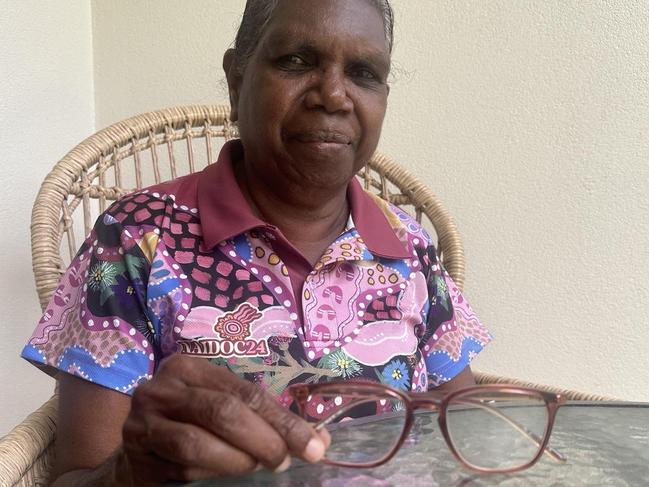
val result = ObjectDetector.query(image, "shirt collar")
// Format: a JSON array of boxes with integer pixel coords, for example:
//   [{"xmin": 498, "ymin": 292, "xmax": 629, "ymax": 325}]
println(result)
[
  {"xmin": 197, "ymin": 140, "xmax": 266, "ymax": 249},
  {"xmin": 197, "ymin": 140, "xmax": 410, "ymax": 260},
  {"xmin": 346, "ymin": 178, "xmax": 411, "ymax": 259}
]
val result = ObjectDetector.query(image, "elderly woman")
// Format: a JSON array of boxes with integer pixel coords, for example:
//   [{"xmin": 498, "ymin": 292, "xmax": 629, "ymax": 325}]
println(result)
[{"xmin": 22, "ymin": 0, "xmax": 491, "ymax": 484}]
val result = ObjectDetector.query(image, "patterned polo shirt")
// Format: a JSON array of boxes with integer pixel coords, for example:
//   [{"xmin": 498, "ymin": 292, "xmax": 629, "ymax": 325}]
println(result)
[{"xmin": 22, "ymin": 140, "xmax": 492, "ymax": 415}]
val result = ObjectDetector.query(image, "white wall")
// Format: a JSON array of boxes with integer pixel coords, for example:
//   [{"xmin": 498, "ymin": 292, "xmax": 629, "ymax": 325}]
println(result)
[
  {"xmin": 3, "ymin": 0, "xmax": 648, "ymax": 435},
  {"xmin": 91, "ymin": 0, "xmax": 649, "ymax": 401},
  {"xmin": 384, "ymin": 1, "xmax": 649, "ymax": 400},
  {"xmin": 0, "ymin": 2, "xmax": 95, "ymax": 434},
  {"xmin": 92, "ymin": 0, "xmax": 243, "ymax": 126}
]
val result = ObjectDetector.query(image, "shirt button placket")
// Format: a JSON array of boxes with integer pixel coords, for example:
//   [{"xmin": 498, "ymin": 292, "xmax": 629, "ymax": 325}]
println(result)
[{"xmin": 301, "ymin": 275, "xmax": 314, "ymax": 341}]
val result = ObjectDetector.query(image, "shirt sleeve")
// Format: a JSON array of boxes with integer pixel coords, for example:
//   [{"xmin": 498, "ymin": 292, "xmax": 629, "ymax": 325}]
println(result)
[
  {"xmin": 418, "ymin": 245, "xmax": 493, "ymax": 388},
  {"xmin": 21, "ymin": 209, "xmax": 157, "ymax": 395}
]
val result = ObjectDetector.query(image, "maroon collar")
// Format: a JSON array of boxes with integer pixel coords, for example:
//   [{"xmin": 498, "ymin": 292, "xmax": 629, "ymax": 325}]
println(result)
[
  {"xmin": 197, "ymin": 140, "xmax": 410, "ymax": 260},
  {"xmin": 197, "ymin": 141, "xmax": 267, "ymax": 249},
  {"xmin": 346, "ymin": 179, "xmax": 411, "ymax": 259}
]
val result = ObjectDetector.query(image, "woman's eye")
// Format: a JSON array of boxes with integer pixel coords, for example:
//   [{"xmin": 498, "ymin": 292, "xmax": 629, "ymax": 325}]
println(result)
[
  {"xmin": 350, "ymin": 67, "xmax": 380, "ymax": 83},
  {"xmin": 357, "ymin": 69, "xmax": 377, "ymax": 80},
  {"xmin": 289, "ymin": 55, "xmax": 307, "ymax": 65},
  {"xmin": 279, "ymin": 55, "xmax": 309, "ymax": 69}
]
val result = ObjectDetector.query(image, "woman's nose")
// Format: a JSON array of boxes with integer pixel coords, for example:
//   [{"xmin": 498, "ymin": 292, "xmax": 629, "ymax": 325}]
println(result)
[{"xmin": 305, "ymin": 67, "xmax": 353, "ymax": 113}]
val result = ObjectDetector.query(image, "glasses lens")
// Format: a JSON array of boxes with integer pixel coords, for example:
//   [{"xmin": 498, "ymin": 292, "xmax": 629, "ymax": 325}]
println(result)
[
  {"xmin": 306, "ymin": 389, "xmax": 407, "ymax": 465},
  {"xmin": 445, "ymin": 390, "xmax": 549, "ymax": 470}
]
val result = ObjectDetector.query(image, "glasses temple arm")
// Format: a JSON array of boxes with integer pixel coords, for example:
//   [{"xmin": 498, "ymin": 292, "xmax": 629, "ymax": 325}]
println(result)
[{"xmin": 455, "ymin": 399, "xmax": 566, "ymax": 463}]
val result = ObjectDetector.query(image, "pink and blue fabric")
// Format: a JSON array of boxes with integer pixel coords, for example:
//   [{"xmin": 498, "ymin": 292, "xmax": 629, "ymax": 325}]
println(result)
[{"xmin": 22, "ymin": 140, "xmax": 492, "ymax": 418}]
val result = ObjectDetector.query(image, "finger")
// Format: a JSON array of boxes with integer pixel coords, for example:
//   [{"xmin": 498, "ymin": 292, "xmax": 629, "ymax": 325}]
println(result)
[
  {"xmin": 318, "ymin": 427, "xmax": 332, "ymax": 449},
  {"xmin": 135, "ymin": 377, "xmax": 288, "ymax": 470},
  {"xmin": 170, "ymin": 387, "xmax": 291, "ymax": 471},
  {"xmin": 234, "ymin": 379, "xmax": 326, "ymax": 463},
  {"xmin": 141, "ymin": 414, "xmax": 259, "ymax": 478},
  {"xmin": 120, "ymin": 444, "xmax": 254, "ymax": 485},
  {"xmin": 169, "ymin": 356, "xmax": 327, "ymax": 463},
  {"xmin": 130, "ymin": 369, "xmax": 291, "ymax": 470}
]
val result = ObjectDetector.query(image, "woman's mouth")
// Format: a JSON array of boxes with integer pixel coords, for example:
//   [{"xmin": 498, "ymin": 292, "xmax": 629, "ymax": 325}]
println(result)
[{"xmin": 292, "ymin": 131, "xmax": 353, "ymax": 145}]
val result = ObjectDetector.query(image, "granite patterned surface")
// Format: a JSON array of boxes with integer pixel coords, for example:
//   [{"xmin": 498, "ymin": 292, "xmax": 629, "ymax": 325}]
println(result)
[{"xmin": 188, "ymin": 403, "xmax": 649, "ymax": 487}]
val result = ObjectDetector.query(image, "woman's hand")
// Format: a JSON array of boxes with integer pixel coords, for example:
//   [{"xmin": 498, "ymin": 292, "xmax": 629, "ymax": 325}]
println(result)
[{"xmin": 114, "ymin": 354, "xmax": 328, "ymax": 485}]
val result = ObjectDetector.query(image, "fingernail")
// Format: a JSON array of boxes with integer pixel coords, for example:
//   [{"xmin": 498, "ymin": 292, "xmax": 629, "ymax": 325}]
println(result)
[
  {"xmin": 304, "ymin": 437, "xmax": 325, "ymax": 463},
  {"xmin": 319, "ymin": 427, "xmax": 332, "ymax": 449},
  {"xmin": 273, "ymin": 455, "xmax": 291, "ymax": 473}
]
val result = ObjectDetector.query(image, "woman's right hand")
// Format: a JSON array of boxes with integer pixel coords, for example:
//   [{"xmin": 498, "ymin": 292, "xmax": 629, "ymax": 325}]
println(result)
[{"xmin": 114, "ymin": 354, "xmax": 329, "ymax": 485}]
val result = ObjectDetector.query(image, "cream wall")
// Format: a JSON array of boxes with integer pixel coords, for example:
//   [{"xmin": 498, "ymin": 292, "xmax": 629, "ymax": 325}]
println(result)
[
  {"xmin": 0, "ymin": 2, "xmax": 95, "ymax": 434},
  {"xmin": 2, "ymin": 0, "xmax": 648, "ymax": 435},
  {"xmin": 384, "ymin": 1, "xmax": 649, "ymax": 399},
  {"xmin": 92, "ymin": 0, "xmax": 649, "ymax": 400}
]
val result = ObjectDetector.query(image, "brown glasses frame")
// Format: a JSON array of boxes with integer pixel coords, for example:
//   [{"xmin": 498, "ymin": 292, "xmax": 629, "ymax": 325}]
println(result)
[{"xmin": 288, "ymin": 382, "xmax": 567, "ymax": 474}]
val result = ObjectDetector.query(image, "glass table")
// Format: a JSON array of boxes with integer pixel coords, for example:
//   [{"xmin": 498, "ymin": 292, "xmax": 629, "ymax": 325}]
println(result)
[{"xmin": 187, "ymin": 402, "xmax": 649, "ymax": 486}]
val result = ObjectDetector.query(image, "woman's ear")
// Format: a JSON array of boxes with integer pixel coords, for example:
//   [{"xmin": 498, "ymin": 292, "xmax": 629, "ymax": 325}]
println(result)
[{"xmin": 223, "ymin": 49, "xmax": 241, "ymax": 122}]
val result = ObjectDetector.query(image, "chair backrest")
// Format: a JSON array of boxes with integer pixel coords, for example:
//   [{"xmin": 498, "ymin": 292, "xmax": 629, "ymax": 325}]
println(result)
[{"xmin": 31, "ymin": 105, "xmax": 465, "ymax": 311}]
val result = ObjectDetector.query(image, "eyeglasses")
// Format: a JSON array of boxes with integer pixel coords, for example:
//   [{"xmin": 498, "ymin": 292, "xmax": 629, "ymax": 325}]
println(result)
[{"xmin": 288, "ymin": 382, "xmax": 567, "ymax": 474}]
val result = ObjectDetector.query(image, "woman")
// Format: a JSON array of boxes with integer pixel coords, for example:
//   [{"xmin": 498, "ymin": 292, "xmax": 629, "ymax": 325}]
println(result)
[{"xmin": 22, "ymin": 0, "xmax": 491, "ymax": 484}]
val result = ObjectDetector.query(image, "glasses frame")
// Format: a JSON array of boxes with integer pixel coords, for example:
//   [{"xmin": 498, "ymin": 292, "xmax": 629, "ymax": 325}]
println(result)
[{"xmin": 288, "ymin": 382, "xmax": 567, "ymax": 474}]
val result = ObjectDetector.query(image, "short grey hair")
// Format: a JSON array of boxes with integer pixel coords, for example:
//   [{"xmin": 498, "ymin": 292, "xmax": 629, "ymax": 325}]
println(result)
[{"xmin": 233, "ymin": 0, "xmax": 394, "ymax": 73}]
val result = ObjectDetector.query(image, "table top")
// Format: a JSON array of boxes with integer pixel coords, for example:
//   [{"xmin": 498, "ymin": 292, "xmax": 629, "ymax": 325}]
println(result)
[{"xmin": 189, "ymin": 402, "xmax": 649, "ymax": 487}]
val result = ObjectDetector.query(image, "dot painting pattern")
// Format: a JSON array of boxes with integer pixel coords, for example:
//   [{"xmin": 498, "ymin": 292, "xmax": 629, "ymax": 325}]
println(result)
[{"xmin": 22, "ymin": 143, "xmax": 492, "ymax": 408}]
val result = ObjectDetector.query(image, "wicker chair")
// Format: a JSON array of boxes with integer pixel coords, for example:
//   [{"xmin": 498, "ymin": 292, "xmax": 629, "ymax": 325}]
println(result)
[{"xmin": 0, "ymin": 105, "xmax": 613, "ymax": 486}]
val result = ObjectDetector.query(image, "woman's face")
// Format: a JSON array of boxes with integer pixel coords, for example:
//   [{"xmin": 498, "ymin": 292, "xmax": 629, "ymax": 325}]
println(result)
[{"xmin": 225, "ymin": 0, "xmax": 390, "ymax": 193}]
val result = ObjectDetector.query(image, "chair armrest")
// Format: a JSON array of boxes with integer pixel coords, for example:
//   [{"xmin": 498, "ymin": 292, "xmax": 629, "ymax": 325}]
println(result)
[
  {"xmin": 474, "ymin": 371, "xmax": 618, "ymax": 401},
  {"xmin": 0, "ymin": 393, "xmax": 58, "ymax": 487}
]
